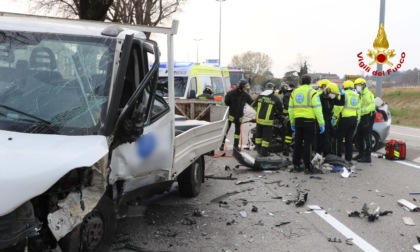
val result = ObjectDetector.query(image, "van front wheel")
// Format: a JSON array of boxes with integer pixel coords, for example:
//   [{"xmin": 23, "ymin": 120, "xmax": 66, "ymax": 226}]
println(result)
[
  {"xmin": 178, "ymin": 156, "xmax": 204, "ymax": 197},
  {"xmin": 59, "ymin": 195, "xmax": 116, "ymax": 252}
]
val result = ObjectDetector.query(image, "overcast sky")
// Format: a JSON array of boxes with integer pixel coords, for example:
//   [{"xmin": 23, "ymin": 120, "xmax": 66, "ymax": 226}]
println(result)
[{"xmin": 3, "ymin": 0, "xmax": 419, "ymax": 78}]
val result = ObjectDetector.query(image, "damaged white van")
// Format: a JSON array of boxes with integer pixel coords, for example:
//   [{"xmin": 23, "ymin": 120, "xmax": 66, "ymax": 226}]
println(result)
[{"xmin": 0, "ymin": 13, "xmax": 227, "ymax": 252}]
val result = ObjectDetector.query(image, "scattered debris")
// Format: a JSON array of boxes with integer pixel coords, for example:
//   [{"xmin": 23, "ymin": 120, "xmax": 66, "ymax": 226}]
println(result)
[
  {"xmin": 311, "ymin": 153, "xmax": 324, "ymax": 170},
  {"xmin": 397, "ymin": 199, "xmax": 420, "ymax": 212},
  {"xmin": 251, "ymin": 205, "xmax": 258, "ymax": 213},
  {"xmin": 402, "ymin": 217, "xmax": 416, "ymax": 226},
  {"xmin": 348, "ymin": 203, "xmax": 392, "ymax": 222},
  {"xmin": 341, "ymin": 167, "xmax": 351, "ymax": 178},
  {"xmin": 414, "ymin": 244, "xmax": 420, "ymax": 252},
  {"xmin": 236, "ymin": 177, "xmax": 260, "ymax": 185},
  {"xmin": 205, "ymin": 173, "xmax": 237, "ymax": 180},
  {"xmin": 307, "ymin": 205, "xmax": 322, "ymax": 211},
  {"xmin": 309, "ymin": 176, "xmax": 323, "ymax": 180},
  {"xmin": 225, "ymin": 165, "xmax": 231, "ymax": 171},
  {"xmin": 345, "ymin": 238, "xmax": 354, "ymax": 246},
  {"xmin": 268, "ymin": 212, "xmax": 274, "ymax": 216},
  {"xmin": 275, "ymin": 222, "xmax": 290, "ymax": 227},
  {"xmin": 192, "ymin": 209, "xmax": 203, "ymax": 217},
  {"xmin": 295, "ymin": 191, "xmax": 308, "ymax": 207},
  {"xmin": 255, "ymin": 220, "xmax": 264, "ymax": 226},
  {"xmin": 409, "ymin": 192, "xmax": 420, "ymax": 195},
  {"xmin": 328, "ymin": 237, "xmax": 342, "ymax": 243},
  {"xmin": 181, "ymin": 218, "xmax": 197, "ymax": 225},
  {"xmin": 239, "ymin": 210, "xmax": 247, "ymax": 218},
  {"xmin": 210, "ymin": 188, "xmax": 254, "ymax": 203},
  {"xmin": 226, "ymin": 220, "xmax": 236, "ymax": 225},
  {"xmin": 272, "ymin": 196, "xmax": 283, "ymax": 200},
  {"xmin": 264, "ymin": 179, "xmax": 282, "ymax": 184}
]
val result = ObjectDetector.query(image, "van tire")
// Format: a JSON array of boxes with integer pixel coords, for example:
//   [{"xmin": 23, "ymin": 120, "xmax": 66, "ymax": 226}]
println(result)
[
  {"xmin": 59, "ymin": 195, "xmax": 116, "ymax": 252},
  {"xmin": 178, "ymin": 156, "xmax": 204, "ymax": 197}
]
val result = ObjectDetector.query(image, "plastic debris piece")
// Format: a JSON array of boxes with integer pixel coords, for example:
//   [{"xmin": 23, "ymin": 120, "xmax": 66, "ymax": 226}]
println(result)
[
  {"xmin": 295, "ymin": 191, "xmax": 308, "ymax": 207},
  {"xmin": 409, "ymin": 192, "xmax": 420, "ymax": 195},
  {"xmin": 341, "ymin": 167, "xmax": 351, "ymax": 178},
  {"xmin": 193, "ymin": 209, "xmax": 203, "ymax": 217},
  {"xmin": 417, "ymin": 236, "xmax": 420, "ymax": 243},
  {"xmin": 397, "ymin": 199, "xmax": 420, "ymax": 212},
  {"xmin": 275, "ymin": 222, "xmax": 290, "ymax": 227},
  {"xmin": 236, "ymin": 177, "xmax": 259, "ymax": 185},
  {"xmin": 309, "ymin": 176, "xmax": 323, "ymax": 180},
  {"xmin": 251, "ymin": 205, "xmax": 258, "ymax": 213},
  {"xmin": 414, "ymin": 244, "xmax": 420, "ymax": 251},
  {"xmin": 379, "ymin": 210, "xmax": 393, "ymax": 216},
  {"xmin": 268, "ymin": 212, "xmax": 274, "ymax": 216},
  {"xmin": 239, "ymin": 210, "xmax": 247, "ymax": 218},
  {"xmin": 345, "ymin": 238, "xmax": 354, "ymax": 245},
  {"xmin": 402, "ymin": 217, "xmax": 415, "ymax": 226},
  {"xmin": 225, "ymin": 165, "xmax": 231, "ymax": 171},
  {"xmin": 307, "ymin": 205, "xmax": 322, "ymax": 210},
  {"xmin": 348, "ymin": 211, "xmax": 361, "ymax": 217}
]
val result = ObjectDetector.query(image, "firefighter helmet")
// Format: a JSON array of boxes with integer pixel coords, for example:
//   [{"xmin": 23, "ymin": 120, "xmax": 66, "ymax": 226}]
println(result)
[
  {"xmin": 265, "ymin": 82, "xmax": 275, "ymax": 90},
  {"xmin": 343, "ymin": 80, "xmax": 354, "ymax": 89},
  {"xmin": 237, "ymin": 79, "xmax": 249, "ymax": 90},
  {"xmin": 354, "ymin": 78, "xmax": 366, "ymax": 85},
  {"xmin": 318, "ymin": 79, "xmax": 330, "ymax": 88}
]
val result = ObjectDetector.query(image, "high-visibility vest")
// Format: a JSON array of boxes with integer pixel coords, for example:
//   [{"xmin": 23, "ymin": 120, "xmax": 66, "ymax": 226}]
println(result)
[
  {"xmin": 339, "ymin": 90, "xmax": 360, "ymax": 118},
  {"xmin": 288, "ymin": 85, "xmax": 324, "ymax": 125},
  {"xmin": 360, "ymin": 88, "xmax": 375, "ymax": 116}
]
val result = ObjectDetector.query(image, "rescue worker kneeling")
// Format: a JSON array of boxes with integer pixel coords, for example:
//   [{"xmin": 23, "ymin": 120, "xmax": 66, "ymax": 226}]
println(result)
[
  {"xmin": 332, "ymin": 80, "xmax": 360, "ymax": 164},
  {"xmin": 252, "ymin": 83, "xmax": 283, "ymax": 157}
]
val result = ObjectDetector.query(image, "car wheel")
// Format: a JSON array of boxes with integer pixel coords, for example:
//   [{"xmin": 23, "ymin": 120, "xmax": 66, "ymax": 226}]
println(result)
[
  {"xmin": 371, "ymin": 131, "xmax": 380, "ymax": 152},
  {"xmin": 178, "ymin": 156, "xmax": 204, "ymax": 197},
  {"xmin": 59, "ymin": 195, "xmax": 116, "ymax": 252}
]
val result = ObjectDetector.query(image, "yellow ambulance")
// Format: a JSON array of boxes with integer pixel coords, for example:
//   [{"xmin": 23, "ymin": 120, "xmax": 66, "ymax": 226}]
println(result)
[{"xmin": 157, "ymin": 62, "xmax": 225, "ymax": 100}]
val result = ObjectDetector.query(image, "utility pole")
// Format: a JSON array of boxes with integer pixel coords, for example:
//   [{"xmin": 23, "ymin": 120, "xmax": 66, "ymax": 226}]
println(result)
[
  {"xmin": 376, "ymin": 0, "xmax": 386, "ymax": 97},
  {"xmin": 193, "ymin": 39, "xmax": 202, "ymax": 63},
  {"xmin": 216, "ymin": 0, "xmax": 226, "ymax": 66}
]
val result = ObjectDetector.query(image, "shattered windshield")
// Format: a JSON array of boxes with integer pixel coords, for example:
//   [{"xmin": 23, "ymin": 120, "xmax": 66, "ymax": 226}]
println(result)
[
  {"xmin": 157, "ymin": 77, "xmax": 188, "ymax": 98},
  {"xmin": 0, "ymin": 31, "xmax": 115, "ymax": 135}
]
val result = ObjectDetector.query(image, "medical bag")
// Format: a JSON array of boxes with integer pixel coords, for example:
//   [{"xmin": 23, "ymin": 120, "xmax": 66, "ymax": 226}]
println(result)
[{"xmin": 385, "ymin": 139, "xmax": 406, "ymax": 160}]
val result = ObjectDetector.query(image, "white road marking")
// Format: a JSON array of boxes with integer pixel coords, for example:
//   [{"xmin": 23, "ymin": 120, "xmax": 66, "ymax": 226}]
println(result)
[
  {"xmin": 395, "ymin": 160, "xmax": 420, "ymax": 169},
  {"xmin": 390, "ymin": 132, "xmax": 420, "ymax": 138},
  {"xmin": 310, "ymin": 206, "xmax": 379, "ymax": 252}
]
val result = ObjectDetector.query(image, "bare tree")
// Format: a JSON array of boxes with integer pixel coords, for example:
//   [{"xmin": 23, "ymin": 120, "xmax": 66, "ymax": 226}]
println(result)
[
  {"xmin": 31, "ymin": 0, "xmax": 185, "ymax": 37},
  {"xmin": 108, "ymin": 0, "xmax": 186, "ymax": 38},
  {"xmin": 230, "ymin": 51, "xmax": 273, "ymax": 86}
]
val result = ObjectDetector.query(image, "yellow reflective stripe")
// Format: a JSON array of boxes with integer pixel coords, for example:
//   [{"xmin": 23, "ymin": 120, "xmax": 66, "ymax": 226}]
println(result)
[
  {"xmin": 229, "ymin": 115, "xmax": 234, "ymax": 121},
  {"xmin": 255, "ymin": 138, "xmax": 262, "ymax": 144},
  {"xmin": 262, "ymin": 141, "xmax": 269, "ymax": 147},
  {"xmin": 265, "ymin": 104, "xmax": 273, "ymax": 121},
  {"xmin": 285, "ymin": 136, "xmax": 292, "ymax": 143},
  {"xmin": 312, "ymin": 104, "xmax": 322, "ymax": 108},
  {"xmin": 394, "ymin": 150, "xmax": 400, "ymax": 157},
  {"xmin": 234, "ymin": 134, "xmax": 240, "ymax": 139},
  {"xmin": 256, "ymin": 118, "xmax": 274, "ymax": 125}
]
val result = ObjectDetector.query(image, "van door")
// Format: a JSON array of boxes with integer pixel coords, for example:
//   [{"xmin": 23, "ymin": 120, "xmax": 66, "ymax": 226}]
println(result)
[{"xmin": 109, "ymin": 39, "xmax": 172, "ymax": 193}]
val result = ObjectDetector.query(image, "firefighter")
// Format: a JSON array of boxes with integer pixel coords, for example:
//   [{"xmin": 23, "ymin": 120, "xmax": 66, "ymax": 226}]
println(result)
[
  {"xmin": 198, "ymin": 84, "xmax": 214, "ymax": 100},
  {"xmin": 315, "ymin": 82, "xmax": 338, "ymax": 156},
  {"xmin": 288, "ymin": 74, "xmax": 325, "ymax": 174},
  {"xmin": 279, "ymin": 84, "xmax": 294, "ymax": 156},
  {"xmin": 251, "ymin": 82, "xmax": 283, "ymax": 157},
  {"xmin": 332, "ymin": 80, "xmax": 360, "ymax": 164},
  {"xmin": 221, "ymin": 79, "xmax": 253, "ymax": 151},
  {"xmin": 353, "ymin": 78, "xmax": 375, "ymax": 163}
]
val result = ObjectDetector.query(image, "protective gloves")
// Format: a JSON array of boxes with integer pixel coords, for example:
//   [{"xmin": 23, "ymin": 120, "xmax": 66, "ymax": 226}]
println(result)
[
  {"xmin": 337, "ymin": 85, "xmax": 345, "ymax": 95},
  {"xmin": 320, "ymin": 125, "xmax": 325, "ymax": 134},
  {"xmin": 291, "ymin": 125, "xmax": 296, "ymax": 132}
]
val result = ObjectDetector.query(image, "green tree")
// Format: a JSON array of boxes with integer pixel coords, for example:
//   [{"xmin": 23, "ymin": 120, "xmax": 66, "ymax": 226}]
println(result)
[
  {"xmin": 230, "ymin": 51, "xmax": 273, "ymax": 86},
  {"xmin": 288, "ymin": 54, "xmax": 310, "ymax": 84}
]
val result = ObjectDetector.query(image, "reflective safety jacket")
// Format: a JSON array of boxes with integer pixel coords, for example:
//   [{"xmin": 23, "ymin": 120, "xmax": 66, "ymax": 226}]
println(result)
[
  {"xmin": 252, "ymin": 90, "xmax": 283, "ymax": 126},
  {"xmin": 224, "ymin": 88, "xmax": 254, "ymax": 120},
  {"xmin": 359, "ymin": 87, "xmax": 375, "ymax": 116},
  {"xmin": 288, "ymin": 84, "xmax": 324, "ymax": 126},
  {"xmin": 333, "ymin": 89, "xmax": 360, "ymax": 120}
]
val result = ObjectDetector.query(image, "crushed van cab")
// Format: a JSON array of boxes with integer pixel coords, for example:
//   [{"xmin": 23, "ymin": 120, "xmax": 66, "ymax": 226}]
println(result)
[{"xmin": 0, "ymin": 13, "xmax": 227, "ymax": 252}]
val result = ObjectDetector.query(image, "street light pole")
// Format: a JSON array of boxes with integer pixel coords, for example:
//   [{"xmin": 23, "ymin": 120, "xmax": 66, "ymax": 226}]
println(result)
[
  {"xmin": 216, "ymin": 0, "xmax": 226, "ymax": 66},
  {"xmin": 376, "ymin": 0, "xmax": 386, "ymax": 97},
  {"xmin": 193, "ymin": 38, "xmax": 202, "ymax": 63}
]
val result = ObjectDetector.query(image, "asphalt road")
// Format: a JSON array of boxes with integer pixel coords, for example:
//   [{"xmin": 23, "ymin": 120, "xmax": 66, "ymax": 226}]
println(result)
[{"xmin": 112, "ymin": 124, "xmax": 420, "ymax": 252}]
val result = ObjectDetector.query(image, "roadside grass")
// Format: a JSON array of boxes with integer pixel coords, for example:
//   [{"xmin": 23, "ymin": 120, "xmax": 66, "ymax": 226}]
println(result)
[{"xmin": 381, "ymin": 87, "xmax": 420, "ymax": 128}]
